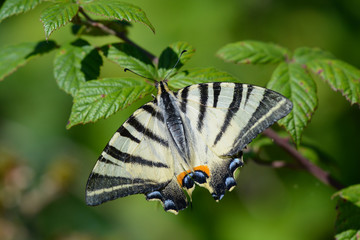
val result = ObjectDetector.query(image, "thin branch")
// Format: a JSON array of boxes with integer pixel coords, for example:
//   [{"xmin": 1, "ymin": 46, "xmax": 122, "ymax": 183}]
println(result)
[
  {"xmin": 251, "ymin": 157, "xmax": 304, "ymax": 169},
  {"xmin": 262, "ymin": 128, "xmax": 344, "ymax": 190},
  {"xmin": 78, "ymin": 8, "xmax": 158, "ymax": 64}
]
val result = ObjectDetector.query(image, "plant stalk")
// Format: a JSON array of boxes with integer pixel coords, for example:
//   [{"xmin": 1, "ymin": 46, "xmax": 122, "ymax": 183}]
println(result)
[
  {"xmin": 78, "ymin": 8, "xmax": 158, "ymax": 64},
  {"xmin": 263, "ymin": 128, "xmax": 344, "ymax": 190}
]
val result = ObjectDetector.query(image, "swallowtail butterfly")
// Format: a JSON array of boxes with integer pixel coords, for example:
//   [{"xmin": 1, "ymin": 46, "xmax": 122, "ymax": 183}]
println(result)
[{"xmin": 85, "ymin": 60, "xmax": 293, "ymax": 214}]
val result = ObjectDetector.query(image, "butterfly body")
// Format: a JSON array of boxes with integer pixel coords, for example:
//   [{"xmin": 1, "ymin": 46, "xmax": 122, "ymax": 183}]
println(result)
[
  {"xmin": 158, "ymin": 81, "xmax": 190, "ymax": 162},
  {"xmin": 86, "ymin": 80, "xmax": 293, "ymax": 214}
]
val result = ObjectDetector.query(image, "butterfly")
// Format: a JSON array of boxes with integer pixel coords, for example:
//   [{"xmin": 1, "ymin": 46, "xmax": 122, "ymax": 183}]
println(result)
[{"xmin": 85, "ymin": 74, "xmax": 293, "ymax": 214}]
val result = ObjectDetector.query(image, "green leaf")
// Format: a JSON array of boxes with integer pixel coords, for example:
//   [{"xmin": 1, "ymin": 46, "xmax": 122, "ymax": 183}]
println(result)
[
  {"xmin": 217, "ymin": 41, "xmax": 290, "ymax": 65},
  {"xmin": 334, "ymin": 184, "xmax": 360, "ymax": 208},
  {"xmin": 293, "ymin": 47, "xmax": 335, "ymax": 64},
  {"xmin": 308, "ymin": 59, "xmax": 360, "ymax": 105},
  {"xmin": 54, "ymin": 39, "xmax": 103, "ymax": 96},
  {"xmin": 335, "ymin": 229, "xmax": 360, "ymax": 240},
  {"xmin": 0, "ymin": 0, "xmax": 43, "ymax": 22},
  {"xmin": 267, "ymin": 62, "xmax": 318, "ymax": 146},
  {"xmin": 67, "ymin": 78, "xmax": 155, "ymax": 128},
  {"xmin": 168, "ymin": 67, "xmax": 238, "ymax": 90},
  {"xmin": 80, "ymin": 0, "xmax": 155, "ymax": 33},
  {"xmin": 157, "ymin": 41, "xmax": 196, "ymax": 79},
  {"xmin": 102, "ymin": 43, "xmax": 157, "ymax": 79},
  {"xmin": 0, "ymin": 41, "xmax": 57, "ymax": 81},
  {"xmin": 40, "ymin": 2, "xmax": 79, "ymax": 39},
  {"xmin": 333, "ymin": 184, "xmax": 360, "ymax": 240}
]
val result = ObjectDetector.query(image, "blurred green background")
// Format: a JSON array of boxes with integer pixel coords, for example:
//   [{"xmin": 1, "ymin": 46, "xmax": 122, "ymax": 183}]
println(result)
[{"xmin": 1, "ymin": 0, "xmax": 360, "ymax": 239}]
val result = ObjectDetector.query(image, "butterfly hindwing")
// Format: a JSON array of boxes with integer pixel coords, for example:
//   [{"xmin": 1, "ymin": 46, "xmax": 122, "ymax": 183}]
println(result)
[{"xmin": 86, "ymin": 101, "xmax": 188, "ymax": 211}]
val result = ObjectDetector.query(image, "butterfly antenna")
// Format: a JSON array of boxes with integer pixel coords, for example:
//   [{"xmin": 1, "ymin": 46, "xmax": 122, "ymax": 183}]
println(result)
[
  {"xmin": 124, "ymin": 68, "xmax": 157, "ymax": 83},
  {"xmin": 164, "ymin": 50, "xmax": 187, "ymax": 80}
]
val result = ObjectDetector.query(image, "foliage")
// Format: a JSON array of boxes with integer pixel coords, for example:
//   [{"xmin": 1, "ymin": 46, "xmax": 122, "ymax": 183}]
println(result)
[
  {"xmin": 0, "ymin": 0, "xmax": 359, "ymax": 240},
  {"xmin": 217, "ymin": 41, "xmax": 360, "ymax": 146},
  {"xmin": 0, "ymin": 0, "xmax": 43, "ymax": 22},
  {"xmin": 333, "ymin": 185, "xmax": 360, "ymax": 240},
  {"xmin": 68, "ymin": 77, "xmax": 155, "ymax": 128},
  {"xmin": 0, "ymin": 40, "xmax": 57, "ymax": 80},
  {"xmin": 54, "ymin": 39, "xmax": 103, "ymax": 96}
]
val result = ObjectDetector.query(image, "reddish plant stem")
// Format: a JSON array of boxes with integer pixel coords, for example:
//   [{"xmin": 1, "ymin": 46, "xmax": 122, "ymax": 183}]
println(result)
[
  {"xmin": 263, "ymin": 128, "xmax": 344, "ymax": 190},
  {"xmin": 252, "ymin": 157, "xmax": 304, "ymax": 169},
  {"xmin": 78, "ymin": 8, "xmax": 158, "ymax": 64}
]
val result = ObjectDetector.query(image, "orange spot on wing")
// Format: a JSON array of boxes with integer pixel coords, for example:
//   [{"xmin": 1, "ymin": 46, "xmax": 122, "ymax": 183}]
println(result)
[
  {"xmin": 177, "ymin": 170, "xmax": 191, "ymax": 186},
  {"xmin": 176, "ymin": 165, "xmax": 210, "ymax": 186},
  {"xmin": 193, "ymin": 165, "xmax": 210, "ymax": 177}
]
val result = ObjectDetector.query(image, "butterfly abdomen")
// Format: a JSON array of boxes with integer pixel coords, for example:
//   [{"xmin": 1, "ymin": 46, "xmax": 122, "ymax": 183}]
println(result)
[
  {"xmin": 158, "ymin": 81, "xmax": 191, "ymax": 161},
  {"xmin": 166, "ymin": 116, "xmax": 187, "ymax": 152}
]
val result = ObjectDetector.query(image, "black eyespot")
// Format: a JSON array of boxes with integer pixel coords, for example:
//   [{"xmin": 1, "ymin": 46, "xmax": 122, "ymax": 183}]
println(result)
[
  {"xmin": 146, "ymin": 191, "xmax": 163, "ymax": 201},
  {"xmin": 229, "ymin": 158, "xmax": 243, "ymax": 173},
  {"xmin": 192, "ymin": 171, "xmax": 208, "ymax": 184},
  {"xmin": 183, "ymin": 174, "xmax": 195, "ymax": 189},
  {"xmin": 225, "ymin": 177, "xmax": 237, "ymax": 190},
  {"xmin": 164, "ymin": 199, "xmax": 176, "ymax": 211}
]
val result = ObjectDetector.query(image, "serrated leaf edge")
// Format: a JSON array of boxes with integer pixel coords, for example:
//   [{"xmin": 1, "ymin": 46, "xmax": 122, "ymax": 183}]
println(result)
[
  {"xmin": 216, "ymin": 40, "xmax": 290, "ymax": 65},
  {"xmin": 308, "ymin": 59, "xmax": 360, "ymax": 106},
  {"xmin": 269, "ymin": 63, "xmax": 318, "ymax": 146},
  {"xmin": 0, "ymin": 0, "xmax": 43, "ymax": 23},
  {"xmin": 67, "ymin": 80, "xmax": 155, "ymax": 129},
  {"xmin": 79, "ymin": 2, "xmax": 155, "ymax": 33},
  {"xmin": 40, "ymin": 3, "xmax": 79, "ymax": 39}
]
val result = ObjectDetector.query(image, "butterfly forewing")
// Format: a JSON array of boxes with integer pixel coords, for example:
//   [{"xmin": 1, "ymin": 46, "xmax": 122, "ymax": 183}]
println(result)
[
  {"xmin": 176, "ymin": 82, "xmax": 292, "ymax": 157},
  {"xmin": 86, "ymin": 102, "xmax": 174, "ymax": 206},
  {"xmin": 174, "ymin": 82, "xmax": 292, "ymax": 198}
]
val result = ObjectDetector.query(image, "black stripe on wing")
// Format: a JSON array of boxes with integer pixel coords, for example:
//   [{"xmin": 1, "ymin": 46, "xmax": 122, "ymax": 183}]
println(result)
[
  {"xmin": 214, "ymin": 84, "xmax": 243, "ymax": 145},
  {"xmin": 104, "ymin": 144, "xmax": 170, "ymax": 168},
  {"xmin": 179, "ymin": 86, "xmax": 189, "ymax": 114},
  {"xmin": 141, "ymin": 104, "xmax": 165, "ymax": 122},
  {"xmin": 127, "ymin": 115, "xmax": 169, "ymax": 147},
  {"xmin": 197, "ymin": 84, "xmax": 209, "ymax": 131},
  {"xmin": 245, "ymin": 85, "xmax": 254, "ymax": 105},
  {"xmin": 117, "ymin": 126, "xmax": 141, "ymax": 144},
  {"xmin": 86, "ymin": 173, "xmax": 169, "ymax": 205},
  {"xmin": 98, "ymin": 155, "xmax": 121, "ymax": 166},
  {"xmin": 227, "ymin": 89, "xmax": 292, "ymax": 156},
  {"xmin": 88, "ymin": 173, "xmax": 149, "ymax": 191},
  {"xmin": 213, "ymin": 82, "xmax": 222, "ymax": 108}
]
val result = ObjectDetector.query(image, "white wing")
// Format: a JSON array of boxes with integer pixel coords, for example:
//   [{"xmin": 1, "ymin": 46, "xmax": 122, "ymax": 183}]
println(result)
[
  {"xmin": 86, "ymin": 101, "xmax": 188, "ymax": 213},
  {"xmin": 175, "ymin": 82, "xmax": 292, "ymax": 199}
]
